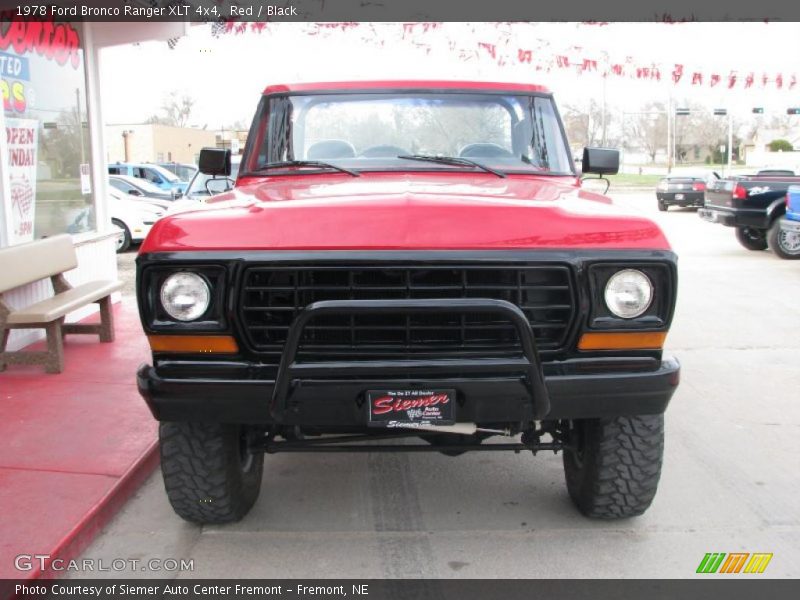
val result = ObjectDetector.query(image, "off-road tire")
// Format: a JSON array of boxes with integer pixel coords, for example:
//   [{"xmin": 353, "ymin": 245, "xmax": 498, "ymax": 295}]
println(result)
[
  {"xmin": 563, "ymin": 414, "xmax": 664, "ymax": 519},
  {"xmin": 767, "ymin": 219, "xmax": 800, "ymax": 259},
  {"xmin": 734, "ymin": 226, "xmax": 768, "ymax": 251},
  {"xmin": 159, "ymin": 422, "xmax": 263, "ymax": 524},
  {"xmin": 657, "ymin": 200, "xmax": 667, "ymax": 212}
]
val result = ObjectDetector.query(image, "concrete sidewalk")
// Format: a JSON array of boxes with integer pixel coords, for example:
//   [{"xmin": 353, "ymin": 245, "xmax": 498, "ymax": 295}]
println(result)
[
  {"xmin": 0, "ymin": 299, "xmax": 157, "ymax": 580},
  {"xmin": 70, "ymin": 194, "xmax": 800, "ymax": 579}
]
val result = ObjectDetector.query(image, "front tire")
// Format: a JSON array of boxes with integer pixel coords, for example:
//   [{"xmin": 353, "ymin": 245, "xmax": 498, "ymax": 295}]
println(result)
[
  {"xmin": 159, "ymin": 422, "xmax": 264, "ymax": 524},
  {"xmin": 657, "ymin": 200, "xmax": 667, "ymax": 212},
  {"xmin": 563, "ymin": 414, "xmax": 664, "ymax": 519},
  {"xmin": 112, "ymin": 219, "xmax": 131, "ymax": 253},
  {"xmin": 767, "ymin": 219, "xmax": 800, "ymax": 259},
  {"xmin": 735, "ymin": 226, "xmax": 768, "ymax": 251}
]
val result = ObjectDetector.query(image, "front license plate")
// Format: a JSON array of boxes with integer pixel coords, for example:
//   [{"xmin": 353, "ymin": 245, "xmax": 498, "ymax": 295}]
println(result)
[
  {"xmin": 367, "ymin": 389, "xmax": 455, "ymax": 427},
  {"xmin": 675, "ymin": 193, "xmax": 685, "ymax": 200}
]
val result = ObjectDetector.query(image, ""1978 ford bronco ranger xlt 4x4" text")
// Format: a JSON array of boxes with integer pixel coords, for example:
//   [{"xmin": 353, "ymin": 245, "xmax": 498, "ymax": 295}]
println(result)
[{"xmin": 136, "ymin": 81, "xmax": 680, "ymax": 524}]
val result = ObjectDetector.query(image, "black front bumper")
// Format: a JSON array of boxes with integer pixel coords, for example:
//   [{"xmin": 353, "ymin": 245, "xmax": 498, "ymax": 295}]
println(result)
[
  {"xmin": 138, "ymin": 296, "xmax": 680, "ymax": 427},
  {"xmin": 137, "ymin": 355, "xmax": 680, "ymax": 425},
  {"xmin": 699, "ymin": 206, "xmax": 770, "ymax": 229}
]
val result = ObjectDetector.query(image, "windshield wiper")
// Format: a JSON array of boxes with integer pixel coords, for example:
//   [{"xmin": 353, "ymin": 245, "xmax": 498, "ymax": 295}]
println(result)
[
  {"xmin": 519, "ymin": 154, "xmax": 558, "ymax": 174},
  {"xmin": 254, "ymin": 160, "xmax": 360, "ymax": 177},
  {"xmin": 396, "ymin": 154, "xmax": 506, "ymax": 178}
]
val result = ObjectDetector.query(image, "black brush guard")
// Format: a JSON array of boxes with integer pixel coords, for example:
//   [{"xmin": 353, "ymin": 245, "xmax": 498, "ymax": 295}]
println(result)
[{"xmin": 270, "ymin": 298, "xmax": 550, "ymax": 422}]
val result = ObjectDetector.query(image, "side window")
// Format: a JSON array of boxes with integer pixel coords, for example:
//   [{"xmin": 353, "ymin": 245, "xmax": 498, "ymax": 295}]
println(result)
[
  {"xmin": 144, "ymin": 168, "xmax": 163, "ymax": 184},
  {"xmin": 108, "ymin": 166, "xmax": 121, "ymax": 175},
  {"xmin": 116, "ymin": 180, "xmax": 133, "ymax": 193},
  {"xmin": 133, "ymin": 167, "xmax": 146, "ymax": 179}
]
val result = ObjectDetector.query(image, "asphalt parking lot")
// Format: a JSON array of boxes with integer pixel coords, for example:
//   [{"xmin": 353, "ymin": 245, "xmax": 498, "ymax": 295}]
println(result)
[{"xmin": 96, "ymin": 191, "xmax": 800, "ymax": 579}]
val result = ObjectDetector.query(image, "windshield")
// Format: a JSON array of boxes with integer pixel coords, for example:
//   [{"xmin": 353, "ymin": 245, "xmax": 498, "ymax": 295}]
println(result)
[
  {"xmin": 151, "ymin": 165, "xmax": 180, "ymax": 183},
  {"xmin": 175, "ymin": 165, "xmax": 198, "ymax": 181},
  {"xmin": 242, "ymin": 92, "xmax": 574, "ymax": 176}
]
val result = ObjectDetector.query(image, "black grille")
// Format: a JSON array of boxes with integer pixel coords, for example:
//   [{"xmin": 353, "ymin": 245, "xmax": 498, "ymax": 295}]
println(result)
[{"xmin": 239, "ymin": 264, "xmax": 576, "ymax": 362}]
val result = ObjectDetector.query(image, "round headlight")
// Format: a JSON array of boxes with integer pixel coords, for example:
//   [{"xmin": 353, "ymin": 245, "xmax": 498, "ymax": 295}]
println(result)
[
  {"xmin": 160, "ymin": 272, "xmax": 211, "ymax": 321},
  {"xmin": 604, "ymin": 269, "xmax": 653, "ymax": 319}
]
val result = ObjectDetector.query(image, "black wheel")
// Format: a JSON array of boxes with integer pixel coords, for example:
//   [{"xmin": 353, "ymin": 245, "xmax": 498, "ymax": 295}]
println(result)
[
  {"xmin": 734, "ymin": 226, "xmax": 768, "ymax": 251},
  {"xmin": 657, "ymin": 200, "xmax": 667, "ymax": 212},
  {"xmin": 159, "ymin": 422, "xmax": 264, "ymax": 524},
  {"xmin": 767, "ymin": 219, "xmax": 800, "ymax": 259},
  {"xmin": 112, "ymin": 219, "xmax": 131, "ymax": 253},
  {"xmin": 563, "ymin": 414, "xmax": 664, "ymax": 519}
]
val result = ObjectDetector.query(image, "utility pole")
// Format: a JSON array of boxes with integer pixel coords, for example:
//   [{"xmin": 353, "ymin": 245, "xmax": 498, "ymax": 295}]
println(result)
[
  {"xmin": 601, "ymin": 75, "xmax": 607, "ymax": 146},
  {"xmin": 666, "ymin": 96, "xmax": 672, "ymax": 173},
  {"xmin": 76, "ymin": 87, "xmax": 85, "ymax": 163},
  {"xmin": 727, "ymin": 112, "xmax": 733, "ymax": 176},
  {"xmin": 672, "ymin": 102, "xmax": 677, "ymax": 170}
]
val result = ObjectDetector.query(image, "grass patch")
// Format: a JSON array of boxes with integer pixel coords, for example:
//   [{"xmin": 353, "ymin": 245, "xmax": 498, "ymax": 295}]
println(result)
[{"xmin": 604, "ymin": 173, "xmax": 663, "ymax": 188}]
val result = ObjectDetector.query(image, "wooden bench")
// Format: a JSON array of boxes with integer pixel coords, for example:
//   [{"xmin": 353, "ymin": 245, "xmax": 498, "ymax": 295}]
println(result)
[{"xmin": 0, "ymin": 235, "xmax": 123, "ymax": 374}]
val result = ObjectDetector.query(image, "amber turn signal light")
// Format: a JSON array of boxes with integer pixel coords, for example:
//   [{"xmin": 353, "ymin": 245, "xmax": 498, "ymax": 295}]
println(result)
[
  {"xmin": 147, "ymin": 335, "xmax": 239, "ymax": 354},
  {"xmin": 578, "ymin": 331, "xmax": 667, "ymax": 351}
]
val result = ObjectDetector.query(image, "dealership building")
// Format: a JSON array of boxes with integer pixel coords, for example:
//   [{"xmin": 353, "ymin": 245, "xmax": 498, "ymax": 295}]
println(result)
[{"xmin": 0, "ymin": 20, "xmax": 187, "ymax": 350}]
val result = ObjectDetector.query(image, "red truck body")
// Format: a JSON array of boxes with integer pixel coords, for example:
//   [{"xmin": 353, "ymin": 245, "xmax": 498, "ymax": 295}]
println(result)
[
  {"xmin": 136, "ymin": 81, "xmax": 680, "ymax": 524},
  {"xmin": 142, "ymin": 171, "xmax": 669, "ymax": 253}
]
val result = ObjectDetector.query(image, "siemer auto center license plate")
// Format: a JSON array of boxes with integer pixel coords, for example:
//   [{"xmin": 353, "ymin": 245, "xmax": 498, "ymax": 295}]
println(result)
[{"xmin": 367, "ymin": 389, "xmax": 455, "ymax": 427}]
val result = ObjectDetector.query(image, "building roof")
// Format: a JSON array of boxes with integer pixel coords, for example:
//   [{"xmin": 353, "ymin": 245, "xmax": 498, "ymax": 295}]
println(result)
[{"xmin": 262, "ymin": 80, "xmax": 551, "ymax": 95}]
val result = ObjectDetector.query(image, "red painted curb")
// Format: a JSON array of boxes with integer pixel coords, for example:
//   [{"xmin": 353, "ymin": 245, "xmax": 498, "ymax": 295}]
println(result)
[
  {"xmin": 30, "ymin": 443, "xmax": 160, "ymax": 582},
  {"xmin": 1, "ymin": 443, "xmax": 159, "ymax": 600}
]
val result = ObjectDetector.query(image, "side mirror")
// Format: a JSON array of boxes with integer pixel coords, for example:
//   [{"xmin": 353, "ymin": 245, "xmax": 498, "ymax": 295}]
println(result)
[
  {"xmin": 128, "ymin": 189, "xmax": 142, "ymax": 196},
  {"xmin": 581, "ymin": 147, "xmax": 620, "ymax": 176},
  {"xmin": 199, "ymin": 147, "xmax": 231, "ymax": 177}
]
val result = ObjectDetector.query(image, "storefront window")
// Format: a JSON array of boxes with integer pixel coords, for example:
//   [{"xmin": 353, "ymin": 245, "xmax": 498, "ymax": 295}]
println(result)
[{"xmin": 1, "ymin": 18, "xmax": 94, "ymax": 244}]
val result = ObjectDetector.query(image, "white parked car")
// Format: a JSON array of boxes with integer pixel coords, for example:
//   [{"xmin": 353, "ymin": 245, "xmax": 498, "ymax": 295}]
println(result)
[{"xmin": 109, "ymin": 187, "xmax": 167, "ymax": 252}]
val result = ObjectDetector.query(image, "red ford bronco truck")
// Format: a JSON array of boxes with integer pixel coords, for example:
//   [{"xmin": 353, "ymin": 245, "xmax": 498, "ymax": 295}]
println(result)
[{"xmin": 136, "ymin": 81, "xmax": 680, "ymax": 524}]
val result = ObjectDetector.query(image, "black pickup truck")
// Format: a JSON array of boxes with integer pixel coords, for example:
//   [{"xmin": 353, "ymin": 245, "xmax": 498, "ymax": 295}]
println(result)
[{"xmin": 699, "ymin": 171, "xmax": 800, "ymax": 259}]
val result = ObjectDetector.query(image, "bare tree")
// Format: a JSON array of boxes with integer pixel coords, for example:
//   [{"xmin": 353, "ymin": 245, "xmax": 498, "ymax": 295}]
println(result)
[
  {"xmin": 562, "ymin": 99, "xmax": 615, "ymax": 149},
  {"xmin": 146, "ymin": 91, "xmax": 195, "ymax": 127},
  {"xmin": 691, "ymin": 110, "xmax": 730, "ymax": 161},
  {"xmin": 625, "ymin": 102, "xmax": 667, "ymax": 163}
]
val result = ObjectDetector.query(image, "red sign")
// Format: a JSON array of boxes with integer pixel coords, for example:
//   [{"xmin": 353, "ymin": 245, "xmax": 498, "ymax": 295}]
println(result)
[{"xmin": 0, "ymin": 15, "xmax": 81, "ymax": 69}]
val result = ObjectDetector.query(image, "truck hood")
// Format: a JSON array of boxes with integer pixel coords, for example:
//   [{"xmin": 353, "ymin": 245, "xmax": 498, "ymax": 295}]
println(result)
[{"xmin": 140, "ymin": 173, "xmax": 670, "ymax": 253}]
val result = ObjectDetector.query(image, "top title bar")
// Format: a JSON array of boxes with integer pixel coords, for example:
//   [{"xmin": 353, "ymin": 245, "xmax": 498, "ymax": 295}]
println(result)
[{"xmin": 1, "ymin": 0, "xmax": 799, "ymax": 22}]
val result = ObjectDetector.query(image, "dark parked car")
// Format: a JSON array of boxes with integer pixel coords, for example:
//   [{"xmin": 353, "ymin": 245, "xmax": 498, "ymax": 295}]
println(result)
[
  {"xmin": 699, "ymin": 172, "xmax": 800, "ymax": 258},
  {"xmin": 109, "ymin": 175, "xmax": 178, "ymax": 202},
  {"xmin": 656, "ymin": 173, "xmax": 718, "ymax": 211},
  {"xmin": 756, "ymin": 169, "xmax": 795, "ymax": 177}
]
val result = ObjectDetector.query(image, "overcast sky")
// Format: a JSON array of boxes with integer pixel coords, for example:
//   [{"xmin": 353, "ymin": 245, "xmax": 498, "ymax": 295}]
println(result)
[{"xmin": 99, "ymin": 22, "xmax": 800, "ymax": 129}]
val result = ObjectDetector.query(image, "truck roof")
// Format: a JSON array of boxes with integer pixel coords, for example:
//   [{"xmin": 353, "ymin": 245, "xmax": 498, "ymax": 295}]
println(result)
[{"xmin": 262, "ymin": 80, "xmax": 551, "ymax": 95}]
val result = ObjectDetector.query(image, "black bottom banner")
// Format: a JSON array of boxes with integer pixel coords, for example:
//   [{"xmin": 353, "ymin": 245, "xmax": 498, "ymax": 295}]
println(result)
[{"xmin": 2, "ymin": 579, "xmax": 799, "ymax": 600}]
